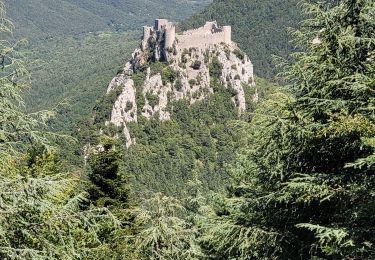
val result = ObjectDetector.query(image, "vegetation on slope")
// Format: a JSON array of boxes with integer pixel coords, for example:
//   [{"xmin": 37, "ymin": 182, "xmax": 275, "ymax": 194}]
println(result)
[
  {"xmin": 2, "ymin": 0, "xmax": 374, "ymax": 259},
  {"xmin": 198, "ymin": 1, "xmax": 375, "ymax": 258},
  {"xmin": 0, "ymin": 3, "xmax": 117, "ymax": 257},
  {"xmin": 5, "ymin": 0, "xmax": 212, "ymax": 40},
  {"xmin": 86, "ymin": 0, "xmax": 375, "ymax": 258},
  {"xmin": 181, "ymin": 0, "xmax": 303, "ymax": 79},
  {"xmin": 24, "ymin": 32, "xmax": 138, "ymax": 131}
]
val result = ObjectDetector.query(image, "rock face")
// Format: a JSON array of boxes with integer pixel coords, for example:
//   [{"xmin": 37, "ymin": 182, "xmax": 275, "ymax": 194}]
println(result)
[{"xmin": 106, "ymin": 19, "xmax": 256, "ymax": 147}]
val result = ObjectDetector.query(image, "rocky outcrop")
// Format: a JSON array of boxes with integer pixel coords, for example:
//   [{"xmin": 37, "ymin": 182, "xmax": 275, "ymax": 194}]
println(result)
[{"xmin": 106, "ymin": 21, "xmax": 256, "ymax": 147}]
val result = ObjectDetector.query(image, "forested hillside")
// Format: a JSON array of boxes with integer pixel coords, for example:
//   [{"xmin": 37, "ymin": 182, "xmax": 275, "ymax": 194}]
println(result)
[
  {"xmin": 24, "ymin": 32, "xmax": 138, "ymax": 131},
  {"xmin": 84, "ymin": 0, "xmax": 375, "ymax": 258},
  {"xmin": 5, "ymin": 0, "xmax": 211, "ymax": 39},
  {"xmin": 1, "ymin": 0, "xmax": 374, "ymax": 259},
  {"xmin": 6, "ymin": 0, "xmax": 211, "ymax": 132},
  {"xmin": 181, "ymin": 0, "xmax": 303, "ymax": 78}
]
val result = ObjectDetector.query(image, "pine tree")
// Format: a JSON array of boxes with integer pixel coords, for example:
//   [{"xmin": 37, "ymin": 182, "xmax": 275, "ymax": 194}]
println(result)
[
  {"xmin": 0, "ymin": 2, "xmax": 118, "ymax": 258},
  {"xmin": 201, "ymin": 0, "xmax": 375, "ymax": 258},
  {"xmin": 132, "ymin": 193, "xmax": 199, "ymax": 260}
]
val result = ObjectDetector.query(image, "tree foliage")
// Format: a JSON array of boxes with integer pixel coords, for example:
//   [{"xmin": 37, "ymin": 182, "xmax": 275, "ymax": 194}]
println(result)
[
  {"xmin": 200, "ymin": 0, "xmax": 375, "ymax": 258},
  {"xmin": 0, "ymin": 3, "xmax": 117, "ymax": 258}
]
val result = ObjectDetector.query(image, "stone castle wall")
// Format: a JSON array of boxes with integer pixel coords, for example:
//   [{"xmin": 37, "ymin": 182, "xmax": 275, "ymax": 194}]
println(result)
[
  {"xmin": 164, "ymin": 23, "xmax": 175, "ymax": 49},
  {"xmin": 175, "ymin": 21, "xmax": 231, "ymax": 50},
  {"xmin": 176, "ymin": 31, "xmax": 227, "ymax": 50},
  {"xmin": 141, "ymin": 19, "xmax": 232, "ymax": 51}
]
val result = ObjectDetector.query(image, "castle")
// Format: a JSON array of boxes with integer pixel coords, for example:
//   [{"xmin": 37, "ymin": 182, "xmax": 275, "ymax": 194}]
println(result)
[{"xmin": 141, "ymin": 19, "xmax": 232, "ymax": 51}]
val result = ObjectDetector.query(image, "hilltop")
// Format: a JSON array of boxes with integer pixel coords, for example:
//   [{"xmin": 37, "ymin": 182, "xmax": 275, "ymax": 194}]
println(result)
[
  {"xmin": 84, "ymin": 19, "xmax": 261, "ymax": 195},
  {"xmin": 181, "ymin": 0, "xmax": 303, "ymax": 78}
]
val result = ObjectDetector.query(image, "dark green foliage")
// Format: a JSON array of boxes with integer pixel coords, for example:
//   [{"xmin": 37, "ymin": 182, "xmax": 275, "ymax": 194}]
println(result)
[
  {"xmin": 125, "ymin": 101, "xmax": 133, "ymax": 112},
  {"xmin": 161, "ymin": 66, "xmax": 178, "ymax": 85},
  {"xmin": 208, "ymin": 56, "xmax": 222, "ymax": 80},
  {"xmin": 233, "ymin": 49, "xmax": 245, "ymax": 61},
  {"xmin": 132, "ymin": 71, "xmax": 147, "ymax": 88},
  {"xmin": 136, "ymin": 92, "xmax": 146, "ymax": 116},
  {"xmin": 124, "ymin": 82, "xmax": 240, "ymax": 197},
  {"xmin": 146, "ymin": 93, "xmax": 160, "ymax": 108},
  {"xmin": 227, "ymin": 85, "xmax": 238, "ymax": 97},
  {"xmin": 201, "ymin": 1, "xmax": 375, "ymax": 259},
  {"xmin": 93, "ymin": 85, "xmax": 123, "ymax": 126},
  {"xmin": 88, "ymin": 136, "xmax": 129, "ymax": 207},
  {"xmin": 189, "ymin": 79, "xmax": 197, "ymax": 86},
  {"xmin": 6, "ymin": 0, "xmax": 211, "ymax": 40},
  {"xmin": 224, "ymin": 48, "xmax": 231, "ymax": 60},
  {"xmin": 181, "ymin": 0, "xmax": 303, "ymax": 78},
  {"xmin": 149, "ymin": 61, "xmax": 167, "ymax": 76},
  {"xmin": 24, "ymin": 32, "xmax": 138, "ymax": 132},
  {"xmin": 0, "ymin": 4, "xmax": 117, "ymax": 257},
  {"xmin": 149, "ymin": 61, "xmax": 178, "ymax": 85},
  {"xmin": 175, "ymin": 78, "xmax": 183, "ymax": 91}
]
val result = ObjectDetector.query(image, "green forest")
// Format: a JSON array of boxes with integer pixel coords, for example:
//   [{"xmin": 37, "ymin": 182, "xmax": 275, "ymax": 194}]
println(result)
[
  {"xmin": 5, "ymin": 0, "xmax": 211, "ymax": 39},
  {"xmin": 24, "ymin": 32, "xmax": 138, "ymax": 131},
  {"xmin": 1, "ymin": 0, "xmax": 374, "ymax": 259}
]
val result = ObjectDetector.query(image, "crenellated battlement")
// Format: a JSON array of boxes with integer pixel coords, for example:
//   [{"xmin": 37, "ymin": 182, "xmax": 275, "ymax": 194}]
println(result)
[{"xmin": 141, "ymin": 19, "xmax": 232, "ymax": 51}]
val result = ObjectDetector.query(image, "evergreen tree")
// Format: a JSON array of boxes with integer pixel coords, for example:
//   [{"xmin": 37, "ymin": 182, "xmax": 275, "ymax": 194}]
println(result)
[
  {"xmin": 0, "ymin": 2, "xmax": 117, "ymax": 258},
  {"xmin": 201, "ymin": 0, "xmax": 375, "ymax": 258},
  {"xmin": 87, "ymin": 135, "xmax": 130, "ymax": 208},
  {"xmin": 133, "ymin": 193, "xmax": 199, "ymax": 260}
]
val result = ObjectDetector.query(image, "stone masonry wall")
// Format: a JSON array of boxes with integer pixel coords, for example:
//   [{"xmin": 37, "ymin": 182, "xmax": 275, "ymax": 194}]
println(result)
[{"xmin": 176, "ymin": 31, "xmax": 227, "ymax": 50}]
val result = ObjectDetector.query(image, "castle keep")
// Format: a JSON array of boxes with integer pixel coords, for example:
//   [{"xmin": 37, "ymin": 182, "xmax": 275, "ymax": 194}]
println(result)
[{"xmin": 142, "ymin": 19, "xmax": 232, "ymax": 51}]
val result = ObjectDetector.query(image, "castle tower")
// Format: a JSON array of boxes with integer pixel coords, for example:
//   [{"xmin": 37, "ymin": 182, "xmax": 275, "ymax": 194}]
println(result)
[
  {"xmin": 223, "ymin": 26, "xmax": 232, "ymax": 44},
  {"xmin": 143, "ymin": 26, "xmax": 151, "ymax": 40},
  {"xmin": 164, "ymin": 23, "xmax": 176, "ymax": 49},
  {"xmin": 141, "ymin": 26, "xmax": 152, "ymax": 50},
  {"xmin": 155, "ymin": 19, "xmax": 169, "ymax": 30},
  {"xmin": 204, "ymin": 21, "xmax": 217, "ymax": 32}
]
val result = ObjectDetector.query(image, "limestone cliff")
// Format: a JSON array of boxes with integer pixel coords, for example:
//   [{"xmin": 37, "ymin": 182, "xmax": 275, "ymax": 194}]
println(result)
[{"xmin": 106, "ymin": 19, "xmax": 256, "ymax": 147}]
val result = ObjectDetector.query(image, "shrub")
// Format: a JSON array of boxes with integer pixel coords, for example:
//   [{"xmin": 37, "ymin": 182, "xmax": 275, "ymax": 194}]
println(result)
[
  {"xmin": 136, "ymin": 91, "xmax": 146, "ymax": 113},
  {"xmin": 132, "ymin": 72, "xmax": 146, "ymax": 88},
  {"xmin": 161, "ymin": 67, "xmax": 178, "ymax": 85},
  {"xmin": 209, "ymin": 56, "xmax": 223, "ymax": 80},
  {"xmin": 149, "ymin": 61, "xmax": 167, "ymax": 76},
  {"xmin": 228, "ymin": 86, "xmax": 238, "ymax": 97},
  {"xmin": 189, "ymin": 79, "xmax": 197, "ymax": 87},
  {"xmin": 233, "ymin": 49, "xmax": 245, "ymax": 60},
  {"xmin": 146, "ymin": 93, "xmax": 160, "ymax": 108},
  {"xmin": 175, "ymin": 79, "xmax": 183, "ymax": 91},
  {"xmin": 192, "ymin": 60, "xmax": 202, "ymax": 70},
  {"xmin": 125, "ymin": 101, "xmax": 133, "ymax": 112}
]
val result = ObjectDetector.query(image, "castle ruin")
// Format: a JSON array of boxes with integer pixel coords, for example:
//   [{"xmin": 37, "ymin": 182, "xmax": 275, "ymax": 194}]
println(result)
[{"xmin": 141, "ymin": 19, "xmax": 232, "ymax": 51}]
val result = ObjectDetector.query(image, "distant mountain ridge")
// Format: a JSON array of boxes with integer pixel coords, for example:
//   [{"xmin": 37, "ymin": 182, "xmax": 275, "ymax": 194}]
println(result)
[
  {"xmin": 5, "ymin": 0, "xmax": 211, "ymax": 40},
  {"xmin": 181, "ymin": 0, "xmax": 303, "ymax": 78}
]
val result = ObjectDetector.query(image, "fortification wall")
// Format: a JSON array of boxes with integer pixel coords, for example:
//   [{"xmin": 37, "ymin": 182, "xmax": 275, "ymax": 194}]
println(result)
[
  {"xmin": 182, "ymin": 27, "xmax": 210, "ymax": 36},
  {"xmin": 141, "ymin": 19, "xmax": 232, "ymax": 51},
  {"xmin": 165, "ymin": 25, "xmax": 176, "ymax": 48},
  {"xmin": 176, "ymin": 31, "xmax": 227, "ymax": 50},
  {"xmin": 155, "ymin": 19, "xmax": 169, "ymax": 30}
]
